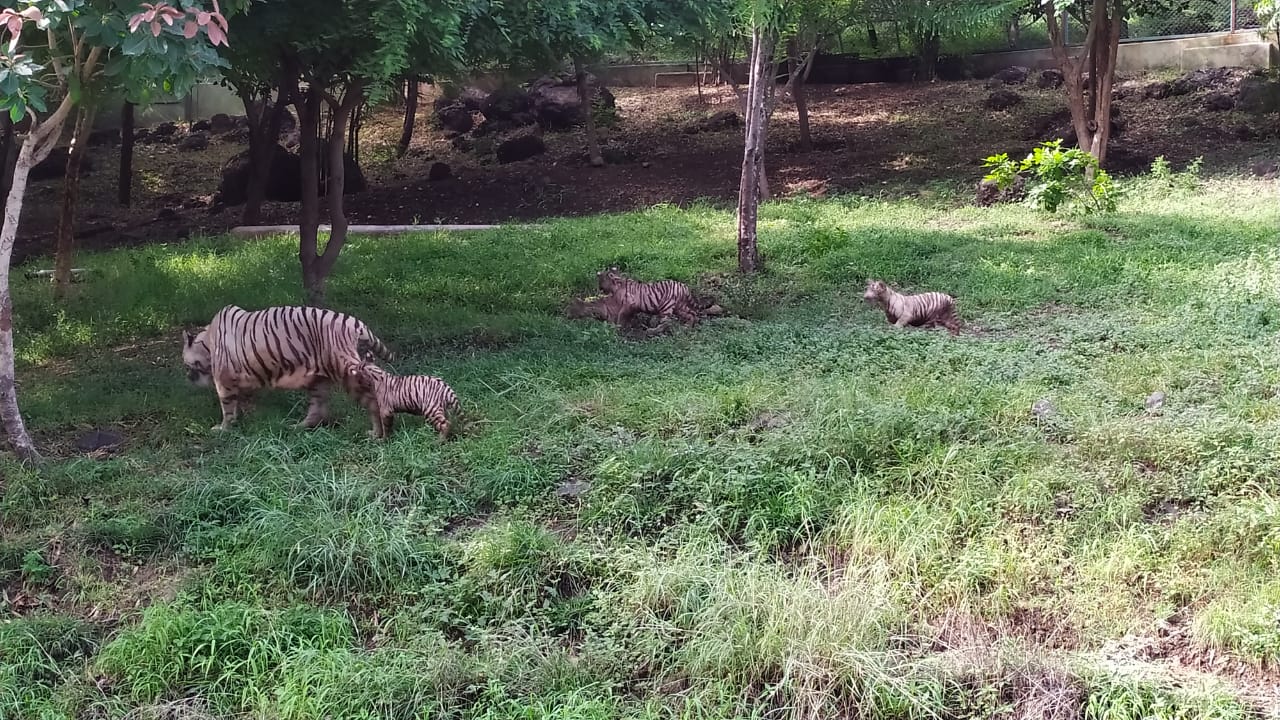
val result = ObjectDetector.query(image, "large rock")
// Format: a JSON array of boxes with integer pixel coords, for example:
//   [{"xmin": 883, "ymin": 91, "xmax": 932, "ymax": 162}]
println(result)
[
  {"xmin": 1168, "ymin": 67, "xmax": 1245, "ymax": 96},
  {"xmin": 30, "ymin": 146, "xmax": 93, "ymax": 181},
  {"xmin": 436, "ymin": 103, "xmax": 474, "ymax": 134},
  {"xmin": 496, "ymin": 132, "xmax": 546, "ymax": 163},
  {"xmin": 482, "ymin": 85, "xmax": 533, "ymax": 123},
  {"xmin": 210, "ymin": 113, "xmax": 235, "ymax": 133},
  {"xmin": 216, "ymin": 145, "xmax": 368, "ymax": 204},
  {"xmin": 527, "ymin": 73, "xmax": 617, "ymax": 130},
  {"xmin": 1037, "ymin": 69, "xmax": 1065, "ymax": 89},
  {"xmin": 1237, "ymin": 73, "xmax": 1280, "ymax": 114},
  {"xmin": 178, "ymin": 132, "xmax": 210, "ymax": 151},
  {"xmin": 1204, "ymin": 92, "xmax": 1235, "ymax": 111},
  {"xmin": 683, "ymin": 110, "xmax": 741, "ymax": 134},
  {"xmin": 985, "ymin": 89, "xmax": 1023, "ymax": 111},
  {"xmin": 991, "ymin": 65, "xmax": 1030, "ymax": 85}
]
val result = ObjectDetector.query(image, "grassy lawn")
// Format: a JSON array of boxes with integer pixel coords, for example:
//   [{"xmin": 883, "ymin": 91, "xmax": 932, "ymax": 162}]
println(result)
[{"xmin": 3, "ymin": 172, "xmax": 1280, "ymax": 719}]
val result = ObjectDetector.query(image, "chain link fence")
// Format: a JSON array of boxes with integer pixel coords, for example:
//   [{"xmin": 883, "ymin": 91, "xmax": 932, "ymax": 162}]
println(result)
[{"xmin": 1128, "ymin": 0, "xmax": 1258, "ymax": 39}]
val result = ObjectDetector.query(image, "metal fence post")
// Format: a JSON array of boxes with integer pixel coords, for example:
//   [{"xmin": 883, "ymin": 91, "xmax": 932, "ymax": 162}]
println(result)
[
  {"xmin": 1230, "ymin": 0, "xmax": 1237, "ymax": 33},
  {"xmin": 1062, "ymin": 9, "xmax": 1070, "ymax": 44}
]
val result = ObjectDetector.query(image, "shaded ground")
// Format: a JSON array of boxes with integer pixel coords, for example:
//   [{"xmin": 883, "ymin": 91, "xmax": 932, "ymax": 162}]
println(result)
[{"xmin": 13, "ymin": 71, "xmax": 1280, "ymax": 266}]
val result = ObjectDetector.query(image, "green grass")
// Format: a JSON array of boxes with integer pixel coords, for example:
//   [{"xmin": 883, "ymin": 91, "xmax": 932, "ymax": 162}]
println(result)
[{"xmin": 3, "ymin": 173, "xmax": 1280, "ymax": 719}]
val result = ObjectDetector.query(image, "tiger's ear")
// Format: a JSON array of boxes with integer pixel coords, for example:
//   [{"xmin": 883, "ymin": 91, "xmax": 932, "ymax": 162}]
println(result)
[{"xmin": 183, "ymin": 329, "xmax": 195, "ymax": 348}]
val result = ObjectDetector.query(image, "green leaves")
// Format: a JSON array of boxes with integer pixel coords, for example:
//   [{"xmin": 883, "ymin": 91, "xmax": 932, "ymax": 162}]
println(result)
[{"xmin": 982, "ymin": 139, "xmax": 1116, "ymax": 214}]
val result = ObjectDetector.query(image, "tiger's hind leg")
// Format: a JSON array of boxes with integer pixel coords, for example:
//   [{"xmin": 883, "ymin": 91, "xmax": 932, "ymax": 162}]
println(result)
[
  {"xmin": 675, "ymin": 303, "xmax": 700, "ymax": 327},
  {"xmin": 299, "ymin": 380, "xmax": 334, "ymax": 428},
  {"xmin": 425, "ymin": 407, "xmax": 450, "ymax": 442},
  {"xmin": 940, "ymin": 305, "xmax": 961, "ymax": 336}
]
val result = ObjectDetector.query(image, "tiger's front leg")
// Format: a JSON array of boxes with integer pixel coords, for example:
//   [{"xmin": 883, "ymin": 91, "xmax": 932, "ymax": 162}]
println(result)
[
  {"xmin": 212, "ymin": 382, "xmax": 242, "ymax": 432},
  {"xmin": 299, "ymin": 380, "xmax": 333, "ymax": 428}
]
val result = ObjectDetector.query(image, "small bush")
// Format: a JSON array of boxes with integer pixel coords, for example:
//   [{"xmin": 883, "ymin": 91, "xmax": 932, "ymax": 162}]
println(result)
[{"xmin": 983, "ymin": 140, "xmax": 1116, "ymax": 214}]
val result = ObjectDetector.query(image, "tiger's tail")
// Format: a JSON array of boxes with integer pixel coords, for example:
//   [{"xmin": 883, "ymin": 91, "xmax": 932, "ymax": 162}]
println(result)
[{"xmin": 358, "ymin": 332, "xmax": 395, "ymax": 363}]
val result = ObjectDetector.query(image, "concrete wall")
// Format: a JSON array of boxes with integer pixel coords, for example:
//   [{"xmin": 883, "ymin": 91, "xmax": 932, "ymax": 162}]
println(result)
[{"xmin": 964, "ymin": 30, "xmax": 1275, "ymax": 75}]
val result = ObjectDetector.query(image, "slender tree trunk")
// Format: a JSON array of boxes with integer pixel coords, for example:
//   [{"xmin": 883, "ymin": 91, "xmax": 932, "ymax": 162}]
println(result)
[
  {"xmin": 118, "ymin": 102, "xmax": 134, "ymax": 206},
  {"xmin": 241, "ymin": 79, "xmax": 291, "ymax": 225},
  {"xmin": 574, "ymin": 56, "xmax": 604, "ymax": 168},
  {"xmin": 789, "ymin": 38, "xmax": 812, "ymax": 153},
  {"xmin": 0, "ymin": 95, "xmax": 77, "ymax": 462},
  {"xmin": 297, "ymin": 88, "xmax": 323, "ymax": 304},
  {"xmin": 867, "ymin": 22, "xmax": 879, "ymax": 50},
  {"xmin": 298, "ymin": 83, "xmax": 363, "ymax": 306},
  {"xmin": 0, "ymin": 117, "xmax": 16, "ymax": 203},
  {"xmin": 53, "ymin": 103, "xmax": 96, "ymax": 300},
  {"xmin": 397, "ymin": 77, "xmax": 417, "ymax": 158},
  {"xmin": 1044, "ymin": 0, "xmax": 1120, "ymax": 169},
  {"xmin": 917, "ymin": 31, "xmax": 941, "ymax": 81},
  {"xmin": 737, "ymin": 25, "xmax": 776, "ymax": 274}
]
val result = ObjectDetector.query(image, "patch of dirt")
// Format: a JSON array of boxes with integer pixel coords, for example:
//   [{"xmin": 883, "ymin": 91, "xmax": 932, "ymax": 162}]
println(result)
[{"xmin": 12, "ymin": 74, "xmax": 1273, "ymax": 262}]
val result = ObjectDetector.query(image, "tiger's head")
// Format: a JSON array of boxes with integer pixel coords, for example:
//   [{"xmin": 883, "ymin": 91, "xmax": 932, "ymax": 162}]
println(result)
[
  {"xmin": 863, "ymin": 279, "xmax": 889, "ymax": 303},
  {"xmin": 182, "ymin": 328, "xmax": 212, "ymax": 387},
  {"xmin": 597, "ymin": 266, "xmax": 625, "ymax": 293}
]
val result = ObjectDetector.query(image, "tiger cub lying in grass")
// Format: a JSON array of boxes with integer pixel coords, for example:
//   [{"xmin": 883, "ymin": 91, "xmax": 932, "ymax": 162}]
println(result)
[
  {"xmin": 862, "ymin": 279, "xmax": 961, "ymax": 335},
  {"xmin": 345, "ymin": 353, "xmax": 461, "ymax": 441}
]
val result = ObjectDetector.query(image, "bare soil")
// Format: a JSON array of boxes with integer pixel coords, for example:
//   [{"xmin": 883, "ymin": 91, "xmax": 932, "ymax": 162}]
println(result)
[{"xmin": 13, "ymin": 74, "xmax": 1279, "ymax": 266}]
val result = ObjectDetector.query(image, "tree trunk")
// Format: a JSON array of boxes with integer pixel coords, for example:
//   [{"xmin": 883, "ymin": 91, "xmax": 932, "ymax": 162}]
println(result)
[
  {"xmin": 298, "ymin": 83, "xmax": 363, "ymax": 306},
  {"xmin": 916, "ymin": 32, "xmax": 941, "ymax": 81},
  {"xmin": 118, "ymin": 102, "xmax": 134, "ymax": 206},
  {"xmin": 574, "ymin": 56, "xmax": 604, "ymax": 167},
  {"xmin": 737, "ymin": 24, "xmax": 776, "ymax": 274},
  {"xmin": 0, "ymin": 95, "xmax": 76, "ymax": 462},
  {"xmin": 867, "ymin": 22, "xmax": 879, "ymax": 50},
  {"xmin": 53, "ymin": 103, "xmax": 96, "ymax": 300},
  {"xmin": 296, "ymin": 88, "xmax": 323, "ymax": 304},
  {"xmin": 1044, "ymin": 0, "xmax": 1121, "ymax": 169},
  {"xmin": 242, "ymin": 81, "xmax": 291, "ymax": 225},
  {"xmin": 0, "ymin": 116, "xmax": 16, "ymax": 203},
  {"xmin": 397, "ymin": 77, "xmax": 417, "ymax": 158},
  {"xmin": 789, "ymin": 38, "xmax": 812, "ymax": 153}
]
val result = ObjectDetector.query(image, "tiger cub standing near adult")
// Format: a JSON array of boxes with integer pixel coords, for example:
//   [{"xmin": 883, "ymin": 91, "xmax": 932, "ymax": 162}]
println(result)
[
  {"xmin": 182, "ymin": 305, "xmax": 394, "ymax": 431},
  {"xmin": 344, "ymin": 360, "xmax": 461, "ymax": 441},
  {"xmin": 597, "ymin": 266, "xmax": 699, "ymax": 329},
  {"xmin": 862, "ymin": 279, "xmax": 960, "ymax": 335}
]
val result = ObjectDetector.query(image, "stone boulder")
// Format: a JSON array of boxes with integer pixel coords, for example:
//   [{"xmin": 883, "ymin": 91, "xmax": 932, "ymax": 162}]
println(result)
[
  {"xmin": 210, "ymin": 113, "xmax": 235, "ymax": 133},
  {"xmin": 191, "ymin": 119, "xmax": 212, "ymax": 133},
  {"xmin": 985, "ymin": 89, "xmax": 1023, "ymax": 111},
  {"xmin": 178, "ymin": 132, "xmax": 210, "ymax": 152},
  {"xmin": 1237, "ymin": 73, "xmax": 1280, "ymax": 114},
  {"xmin": 976, "ymin": 175, "xmax": 1026, "ymax": 207},
  {"xmin": 496, "ymin": 132, "xmax": 546, "ymax": 163},
  {"xmin": 1168, "ymin": 67, "xmax": 1245, "ymax": 97},
  {"xmin": 1204, "ymin": 92, "xmax": 1235, "ymax": 111},
  {"xmin": 1036, "ymin": 69, "xmax": 1064, "ymax": 89},
  {"xmin": 151, "ymin": 121, "xmax": 179, "ymax": 139},
  {"xmin": 436, "ymin": 103, "xmax": 474, "ymax": 134},
  {"xmin": 991, "ymin": 65, "xmax": 1030, "ymax": 85},
  {"xmin": 527, "ymin": 73, "xmax": 618, "ymax": 130},
  {"xmin": 218, "ymin": 144, "xmax": 302, "ymax": 204},
  {"xmin": 482, "ymin": 85, "xmax": 533, "ymax": 123},
  {"xmin": 428, "ymin": 162, "xmax": 452, "ymax": 181}
]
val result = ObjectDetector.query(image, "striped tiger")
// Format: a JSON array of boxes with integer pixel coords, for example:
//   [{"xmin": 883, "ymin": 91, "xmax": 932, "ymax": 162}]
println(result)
[
  {"xmin": 344, "ymin": 361, "xmax": 461, "ymax": 441},
  {"xmin": 596, "ymin": 266, "xmax": 699, "ymax": 328},
  {"xmin": 182, "ymin": 305, "xmax": 394, "ymax": 431},
  {"xmin": 862, "ymin": 279, "xmax": 960, "ymax": 335}
]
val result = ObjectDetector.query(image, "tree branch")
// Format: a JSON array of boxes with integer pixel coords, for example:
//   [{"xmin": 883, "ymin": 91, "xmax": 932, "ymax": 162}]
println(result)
[{"xmin": 46, "ymin": 29, "xmax": 64, "ymax": 79}]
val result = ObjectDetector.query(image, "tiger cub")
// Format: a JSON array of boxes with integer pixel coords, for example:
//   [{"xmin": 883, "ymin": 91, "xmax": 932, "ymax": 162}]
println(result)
[
  {"xmin": 596, "ymin": 266, "xmax": 699, "ymax": 328},
  {"xmin": 862, "ymin": 279, "xmax": 960, "ymax": 335},
  {"xmin": 345, "ymin": 361, "xmax": 461, "ymax": 441}
]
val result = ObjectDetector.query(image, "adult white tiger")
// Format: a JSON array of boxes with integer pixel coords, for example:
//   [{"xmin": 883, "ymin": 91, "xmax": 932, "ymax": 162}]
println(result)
[{"xmin": 182, "ymin": 304, "xmax": 394, "ymax": 431}]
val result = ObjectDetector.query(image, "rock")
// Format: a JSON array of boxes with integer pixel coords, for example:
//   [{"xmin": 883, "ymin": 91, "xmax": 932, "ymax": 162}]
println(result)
[
  {"xmin": 1144, "ymin": 391, "xmax": 1166, "ymax": 412},
  {"xmin": 450, "ymin": 135, "xmax": 474, "ymax": 153},
  {"xmin": 428, "ymin": 162, "xmax": 452, "ymax": 181},
  {"xmin": 1031, "ymin": 398, "xmax": 1057, "ymax": 422},
  {"xmin": 133, "ymin": 128, "xmax": 152, "ymax": 143},
  {"xmin": 482, "ymin": 85, "xmax": 533, "ymax": 123},
  {"xmin": 641, "ymin": 161, "xmax": 651, "ymax": 169},
  {"xmin": 1237, "ymin": 73, "xmax": 1280, "ymax": 114},
  {"xmin": 74, "ymin": 429, "xmax": 123, "ymax": 454},
  {"xmin": 460, "ymin": 87, "xmax": 488, "ymax": 112},
  {"xmin": 157, "ymin": 207, "xmax": 179, "ymax": 221},
  {"xmin": 1143, "ymin": 81, "xmax": 1173, "ymax": 99},
  {"xmin": 1169, "ymin": 67, "xmax": 1243, "ymax": 96},
  {"xmin": 1037, "ymin": 69, "xmax": 1065, "ymax": 89},
  {"xmin": 1106, "ymin": 144, "xmax": 1155, "ymax": 174},
  {"xmin": 30, "ymin": 147, "xmax": 94, "ymax": 182},
  {"xmin": 436, "ymin": 103, "xmax": 474, "ymax": 134},
  {"xmin": 992, "ymin": 65, "xmax": 1030, "ymax": 85},
  {"xmin": 985, "ymin": 89, "xmax": 1023, "ymax": 111},
  {"xmin": 178, "ymin": 132, "xmax": 209, "ymax": 151},
  {"xmin": 976, "ymin": 175, "xmax": 1025, "ymax": 207},
  {"xmin": 684, "ymin": 109, "xmax": 741, "ymax": 134},
  {"xmin": 495, "ymin": 132, "xmax": 546, "ymax": 163},
  {"xmin": 1204, "ymin": 92, "xmax": 1235, "ymax": 111},
  {"xmin": 555, "ymin": 478, "xmax": 591, "ymax": 499},
  {"xmin": 151, "ymin": 121, "xmax": 178, "ymax": 138},
  {"xmin": 530, "ymin": 83, "xmax": 585, "ymax": 130},
  {"xmin": 210, "ymin": 113, "xmax": 235, "ymax": 133},
  {"xmin": 191, "ymin": 119, "xmax": 212, "ymax": 133},
  {"xmin": 216, "ymin": 144, "xmax": 302, "ymax": 204},
  {"xmin": 1250, "ymin": 159, "xmax": 1279, "ymax": 179}
]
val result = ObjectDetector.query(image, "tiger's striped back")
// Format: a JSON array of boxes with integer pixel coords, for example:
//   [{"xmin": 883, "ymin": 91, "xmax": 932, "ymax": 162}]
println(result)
[
  {"xmin": 205, "ymin": 305, "xmax": 394, "ymax": 390},
  {"xmin": 863, "ymin": 280, "xmax": 959, "ymax": 335},
  {"xmin": 598, "ymin": 267, "xmax": 698, "ymax": 325}
]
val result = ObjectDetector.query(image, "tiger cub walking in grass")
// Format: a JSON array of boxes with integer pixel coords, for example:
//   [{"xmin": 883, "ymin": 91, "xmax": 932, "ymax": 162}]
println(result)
[
  {"xmin": 863, "ymin": 279, "xmax": 960, "ymax": 335},
  {"xmin": 345, "ymin": 360, "xmax": 461, "ymax": 441},
  {"xmin": 596, "ymin": 266, "xmax": 700, "ymax": 329}
]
